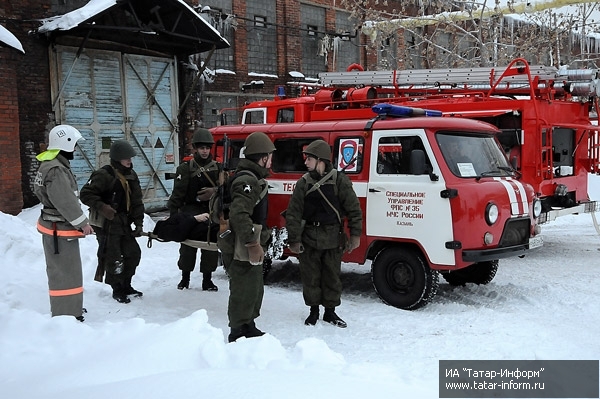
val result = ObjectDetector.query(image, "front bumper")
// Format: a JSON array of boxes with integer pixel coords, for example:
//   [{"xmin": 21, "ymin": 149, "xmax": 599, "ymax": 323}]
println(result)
[{"xmin": 462, "ymin": 235, "xmax": 543, "ymax": 262}]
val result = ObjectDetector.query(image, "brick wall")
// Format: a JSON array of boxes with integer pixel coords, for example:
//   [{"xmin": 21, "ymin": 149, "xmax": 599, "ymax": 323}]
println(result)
[
  {"xmin": 203, "ymin": 0, "xmax": 365, "ymax": 126},
  {"xmin": 0, "ymin": 47, "xmax": 23, "ymax": 215},
  {"xmin": 0, "ymin": 0, "xmax": 382, "ymax": 213},
  {"xmin": 1, "ymin": 0, "xmax": 59, "ymax": 210},
  {"xmin": 17, "ymin": 25, "xmax": 55, "ymax": 209}
]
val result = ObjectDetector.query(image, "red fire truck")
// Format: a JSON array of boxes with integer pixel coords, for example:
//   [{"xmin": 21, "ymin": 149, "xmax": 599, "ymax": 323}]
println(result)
[
  {"xmin": 235, "ymin": 58, "xmax": 600, "ymax": 224},
  {"xmin": 210, "ymin": 102, "xmax": 543, "ymax": 309}
]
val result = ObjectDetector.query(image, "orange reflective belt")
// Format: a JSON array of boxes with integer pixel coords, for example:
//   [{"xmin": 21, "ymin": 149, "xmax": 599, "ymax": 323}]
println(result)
[
  {"xmin": 49, "ymin": 286, "xmax": 84, "ymax": 297},
  {"xmin": 37, "ymin": 221, "xmax": 85, "ymax": 238}
]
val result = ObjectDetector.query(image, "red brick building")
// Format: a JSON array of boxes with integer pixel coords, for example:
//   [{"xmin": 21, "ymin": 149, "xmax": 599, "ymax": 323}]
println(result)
[
  {"xmin": 195, "ymin": 0, "xmax": 377, "ymax": 129},
  {"xmin": 0, "ymin": 44, "xmax": 22, "ymax": 214},
  {"xmin": 0, "ymin": 0, "xmax": 384, "ymax": 215},
  {"xmin": 0, "ymin": 0, "xmax": 230, "ymax": 214}
]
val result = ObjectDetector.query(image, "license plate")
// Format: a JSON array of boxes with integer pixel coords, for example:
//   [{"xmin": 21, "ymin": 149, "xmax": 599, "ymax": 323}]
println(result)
[{"xmin": 528, "ymin": 235, "xmax": 543, "ymax": 249}]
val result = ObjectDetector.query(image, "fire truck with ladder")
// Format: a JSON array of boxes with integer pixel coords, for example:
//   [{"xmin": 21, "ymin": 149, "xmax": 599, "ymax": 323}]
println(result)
[
  {"xmin": 235, "ymin": 58, "xmax": 600, "ymax": 225},
  {"xmin": 207, "ymin": 59, "xmax": 561, "ymax": 309}
]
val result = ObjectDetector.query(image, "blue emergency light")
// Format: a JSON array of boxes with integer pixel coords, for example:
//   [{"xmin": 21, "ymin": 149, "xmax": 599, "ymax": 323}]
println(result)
[
  {"xmin": 372, "ymin": 103, "xmax": 442, "ymax": 117},
  {"xmin": 276, "ymin": 86, "xmax": 286, "ymax": 97}
]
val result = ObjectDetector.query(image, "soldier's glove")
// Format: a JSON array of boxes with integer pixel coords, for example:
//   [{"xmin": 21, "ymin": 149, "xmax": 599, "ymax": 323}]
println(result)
[
  {"xmin": 196, "ymin": 187, "xmax": 216, "ymax": 202},
  {"xmin": 288, "ymin": 242, "xmax": 304, "ymax": 254},
  {"xmin": 245, "ymin": 240, "xmax": 265, "ymax": 266},
  {"xmin": 132, "ymin": 225, "xmax": 143, "ymax": 237},
  {"xmin": 99, "ymin": 203, "xmax": 117, "ymax": 221},
  {"xmin": 345, "ymin": 235, "xmax": 361, "ymax": 253}
]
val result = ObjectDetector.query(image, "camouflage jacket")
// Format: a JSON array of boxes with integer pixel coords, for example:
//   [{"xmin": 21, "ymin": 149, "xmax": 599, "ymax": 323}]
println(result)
[
  {"xmin": 80, "ymin": 163, "xmax": 144, "ymax": 235},
  {"xmin": 167, "ymin": 153, "xmax": 220, "ymax": 215},
  {"xmin": 286, "ymin": 166, "xmax": 362, "ymax": 250}
]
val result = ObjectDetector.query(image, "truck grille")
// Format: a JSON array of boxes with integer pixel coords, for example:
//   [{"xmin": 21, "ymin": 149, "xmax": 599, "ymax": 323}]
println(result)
[{"xmin": 498, "ymin": 218, "xmax": 530, "ymax": 247}]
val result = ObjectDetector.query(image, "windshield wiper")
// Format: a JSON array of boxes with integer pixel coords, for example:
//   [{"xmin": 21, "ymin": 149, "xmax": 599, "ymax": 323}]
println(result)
[
  {"xmin": 498, "ymin": 165, "xmax": 522, "ymax": 179},
  {"xmin": 476, "ymin": 169, "xmax": 502, "ymax": 180},
  {"xmin": 476, "ymin": 166, "xmax": 520, "ymax": 181}
]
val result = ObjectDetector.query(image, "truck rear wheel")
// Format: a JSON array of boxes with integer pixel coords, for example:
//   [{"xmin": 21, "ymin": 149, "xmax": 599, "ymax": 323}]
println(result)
[
  {"xmin": 442, "ymin": 260, "xmax": 498, "ymax": 286},
  {"xmin": 371, "ymin": 247, "xmax": 439, "ymax": 310},
  {"xmin": 263, "ymin": 257, "xmax": 272, "ymax": 280}
]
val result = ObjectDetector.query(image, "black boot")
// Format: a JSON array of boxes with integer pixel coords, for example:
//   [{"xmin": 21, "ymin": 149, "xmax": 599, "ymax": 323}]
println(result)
[
  {"xmin": 76, "ymin": 308, "xmax": 87, "ymax": 322},
  {"xmin": 304, "ymin": 305, "xmax": 319, "ymax": 326},
  {"xmin": 245, "ymin": 321, "xmax": 265, "ymax": 338},
  {"xmin": 202, "ymin": 273, "xmax": 218, "ymax": 291},
  {"xmin": 228, "ymin": 325, "xmax": 248, "ymax": 343},
  {"xmin": 112, "ymin": 283, "xmax": 131, "ymax": 304},
  {"xmin": 323, "ymin": 308, "xmax": 347, "ymax": 328},
  {"xmin": 177, "ymin": 270, "xmax": 190, "ymax": 290},
  {"xmin": 123, "ymin": 277, "xmax": 143, "ymax": 297}
]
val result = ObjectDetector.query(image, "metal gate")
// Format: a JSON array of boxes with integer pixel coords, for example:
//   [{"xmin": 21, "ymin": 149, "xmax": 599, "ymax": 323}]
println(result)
[{"xmin": 50, "ymin": 45, "xmax": 179, "ymax": 210}]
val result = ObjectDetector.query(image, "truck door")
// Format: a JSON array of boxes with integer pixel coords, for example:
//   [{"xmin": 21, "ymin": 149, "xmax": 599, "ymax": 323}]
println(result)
[{"xmin": 367, "ymin": 129, "xmax": 455, "ymax": 266}]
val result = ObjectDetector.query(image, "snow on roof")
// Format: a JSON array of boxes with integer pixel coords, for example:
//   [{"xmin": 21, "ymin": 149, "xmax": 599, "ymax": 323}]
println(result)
[
  {"xmin": 37, "ymin": 0, "xmax": 225, "ymax": 40},
  {"xmin": 38, "ymin": 0, "xmax": 117, "ymax": 33},
  {"xmin": 0, "ymin": 24, "xmax": 25, "ymax": 53}
]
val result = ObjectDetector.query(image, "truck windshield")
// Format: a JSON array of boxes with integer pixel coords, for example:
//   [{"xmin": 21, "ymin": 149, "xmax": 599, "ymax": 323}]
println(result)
[{"xmin": 437, "ymin": 132, "xmax": 512, "ymax": 178}]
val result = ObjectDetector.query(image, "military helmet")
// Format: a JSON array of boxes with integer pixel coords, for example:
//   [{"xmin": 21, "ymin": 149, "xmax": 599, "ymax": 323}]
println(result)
[
  {"xmin": 192, "ymin": 128, "xmax": 214, "ymax": 145},
  {"xmin": 110, "ymin": 140, "xmax": 136, "ymax": 161},
  {"xmin": 243, "ymin": 131, "xmax": 276, "ymax": 156},
  {"xmin": 303, "ymin": 139, "xmax": 331, "ymax": 160},
  {"xmin": 48, "ymin": 125, "xmax": 84, "ymax": 152}
]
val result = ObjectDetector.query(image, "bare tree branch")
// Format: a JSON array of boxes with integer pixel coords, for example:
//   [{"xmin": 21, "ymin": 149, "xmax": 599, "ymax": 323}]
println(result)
[{"xmin": 341, "ymin": 0, "xmax": 600, "ymax": 69}]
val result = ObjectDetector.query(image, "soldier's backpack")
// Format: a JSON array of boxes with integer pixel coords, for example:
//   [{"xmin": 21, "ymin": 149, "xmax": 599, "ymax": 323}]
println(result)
[{"xmin": 208, "ymin": 170, "xmax": 268, "ymax": 227}]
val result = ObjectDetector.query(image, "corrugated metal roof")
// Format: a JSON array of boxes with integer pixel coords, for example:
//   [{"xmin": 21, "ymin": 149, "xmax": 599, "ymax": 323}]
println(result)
[{"xmin": 37, "ymin": 0, "xmax": 229, "ymax": 56}]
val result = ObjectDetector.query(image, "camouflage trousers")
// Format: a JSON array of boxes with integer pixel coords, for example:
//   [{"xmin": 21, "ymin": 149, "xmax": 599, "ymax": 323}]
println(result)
[{"xmin": 298, "ymin": 245, "xmax": 343, "ymax": 308}]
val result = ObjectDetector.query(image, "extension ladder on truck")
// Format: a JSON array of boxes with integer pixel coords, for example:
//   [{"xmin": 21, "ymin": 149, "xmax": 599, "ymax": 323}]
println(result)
[{"xmin": 320, "ymin": 58, "xmax": 600, "ymax": 100}]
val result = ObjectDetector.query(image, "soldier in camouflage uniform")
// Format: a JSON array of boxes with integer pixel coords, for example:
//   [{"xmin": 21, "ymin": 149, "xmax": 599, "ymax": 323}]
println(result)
[
  {"xmin": 80, "ymin": 140, "xmax": 145, "ymax": 304},
  {"xmin": 34, "ymin": 125, "xmax": 94, "ymax": 321},
  {"xmin": 285, "ymin": 139, "xmax": 362, "ymax": 328},
  {"xmin": 218, "ymin": 132, "xmax": 275, "ymax": 343},
  {"xmin": 167, "ymin": 128, "xmax": 220, "ymax": 291}
]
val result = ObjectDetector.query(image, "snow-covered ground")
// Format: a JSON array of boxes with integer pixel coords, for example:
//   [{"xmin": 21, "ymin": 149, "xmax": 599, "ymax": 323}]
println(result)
[{"xmin": 1, "ymin": 176, "xmax": 600, "ymax": 398}]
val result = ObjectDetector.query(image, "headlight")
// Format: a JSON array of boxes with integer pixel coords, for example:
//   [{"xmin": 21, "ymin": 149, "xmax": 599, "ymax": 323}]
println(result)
[
  {"xmin": 532, "ymin": 198, "xmax": 542, "ymax": 218},
  {"xmin": 485, "ymin": 202, "xmax": 499, "ymax": 226}
]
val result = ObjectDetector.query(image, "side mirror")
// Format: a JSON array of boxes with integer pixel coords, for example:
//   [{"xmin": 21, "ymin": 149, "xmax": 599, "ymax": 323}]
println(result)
[
  {"xmin": 511, "ymin": 156, "xmax": 518, "ymax": 170},
  {"xmin": 410, "ymin": 149, "xmax": 427, "ymax": 175},
  {"xmin": 410, "ymin": 149, "xmax": 439, "ymax": 181}
]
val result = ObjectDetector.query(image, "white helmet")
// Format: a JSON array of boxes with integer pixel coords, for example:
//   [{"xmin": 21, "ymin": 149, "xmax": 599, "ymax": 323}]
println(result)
[{"xmin": 47, "ymin": 125, "xmax": 84, "ymax": 152}]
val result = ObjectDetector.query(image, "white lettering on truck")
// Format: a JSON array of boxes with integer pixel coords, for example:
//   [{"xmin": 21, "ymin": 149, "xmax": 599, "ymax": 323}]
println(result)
[{"xmin": 384, "ymin": 191, "xmax": 426, "ymax": 225}]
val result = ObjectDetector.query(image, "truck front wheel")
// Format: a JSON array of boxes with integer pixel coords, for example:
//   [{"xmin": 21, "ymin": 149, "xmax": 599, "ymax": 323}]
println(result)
[
  {"xmin": 441, "ymin": 260, "xmax": 498, "ymax": 286},
  {"xmin": 371, "ymin": 247, "xmax": 439, "ymax": 310}
]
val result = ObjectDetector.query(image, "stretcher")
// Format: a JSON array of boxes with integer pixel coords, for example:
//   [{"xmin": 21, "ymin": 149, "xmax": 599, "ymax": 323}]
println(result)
[{"xmin": 141, "ymin": 231, "xmax": 219, "ymax": 251}]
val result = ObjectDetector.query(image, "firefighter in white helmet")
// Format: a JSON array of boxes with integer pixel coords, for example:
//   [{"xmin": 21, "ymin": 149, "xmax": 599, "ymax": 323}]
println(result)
[{"xmin": 33, "ymin": 124, "xmax": 94, "ymax": 321}]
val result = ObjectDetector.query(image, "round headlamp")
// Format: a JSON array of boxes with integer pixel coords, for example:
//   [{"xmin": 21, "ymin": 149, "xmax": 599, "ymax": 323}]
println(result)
[
  {"xmin": 485, "ymin": 202, "xmax": 499, "ymax": 226},
  {"xmin": 533, "ymin": 198, "xmax": 542, "ymax": 218}
]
